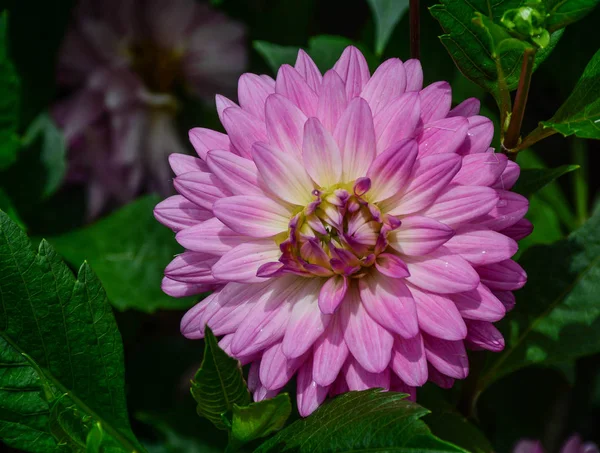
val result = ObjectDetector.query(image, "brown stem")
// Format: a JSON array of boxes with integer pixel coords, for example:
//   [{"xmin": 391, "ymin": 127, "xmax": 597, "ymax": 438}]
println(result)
[
  {"xmin": 503, "ymin": 48, "xmax": 536, "ymax": 152},
  {"xmin": 517, "ymin": 124, "xmax": 557, "ymax": 151},
  {"xmin": 410, "ymin": 0, "xmax": 420, "ymax": 59}
]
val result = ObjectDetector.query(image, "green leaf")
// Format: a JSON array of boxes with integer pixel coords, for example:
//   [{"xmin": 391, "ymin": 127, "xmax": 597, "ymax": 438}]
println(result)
[
  {"xmin": 513, "ymin": 165, "xmax": 580, "ymax": 198},
  {"xmin": 429, "ymin": 0, "xmax": 562, "ymax": 101},
  {"xmin": 228, "ymin": 394, "xmax": 291, "ymax": 452},
  {"xmin": 21, "ymin": 113, "xmax": 67, "ymax": 198},
  {"xmin": 545, "ymin": 0, "xmax": 600, "ymax": 32},
  {"xmin": 477, "ymin": 205, "xmax": 600, "ymax": 392},
  {"xmin": 0, "ymin": 210, "xmax": 142, "ymax": 452},
  {"xmin": 47, "ymin": 195, "xmax": 196, "ymax": 312},
  {"xmin": 0, "ymin": 11, "xmax": 21, "ymax": 170},
  {"xmin": 255, "ymin": 390, "xmax": 466, "ymax": 453},
  {"xmin": 366, "ymin": 0, "xmax": 410, "ymax": 56},
  {"xmin": 253, "ymin": 41, "xmax": 299, "ymax": 74},
  {"xmin": 541, "ymin": 48, "xmax": 600, "ymax": 139},
  {"xmin": 190, "ymin": 326, "xmax": 251, "ymax": 431}
]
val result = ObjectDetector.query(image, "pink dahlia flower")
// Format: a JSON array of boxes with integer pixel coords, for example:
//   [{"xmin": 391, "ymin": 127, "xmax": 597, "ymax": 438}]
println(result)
[
  {"xmin": 54, "ymin": 0, "xmax": 246, "ymax": 217},
  {"xmin": 515, "ymin": 436, "xmax": 599, "ymax": 453},
  {"xmin": 156, "ymin": 46, "xmax": 531, "ymax": 416}
]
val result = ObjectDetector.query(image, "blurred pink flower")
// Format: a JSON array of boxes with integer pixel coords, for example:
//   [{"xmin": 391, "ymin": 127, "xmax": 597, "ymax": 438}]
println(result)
[
  {"xmin": 54, "ymin": 0, "xmax": 246, "ymax": 217},
  {"xmin": 155, "ymin": 46, "xmax": 531, "ymax": 416},
  {"xmin": 515, "ymin": 436, "xmax": 599, "ymax": 453}
]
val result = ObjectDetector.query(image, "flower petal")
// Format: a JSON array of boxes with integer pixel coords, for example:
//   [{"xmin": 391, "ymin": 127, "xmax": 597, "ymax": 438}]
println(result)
[
  {"xmin": 404, "ymin": 59, "xmax": 423, "ymax": 91},
  {"xmin": 302, "ymin": 117, "xmax": 343, "ymax": 187},
  {"xmin": 174, "ymin": 172, "xmax": 232, "ymax": 211},
  {"xmin": 388, "ymin": 215, "xmax": 455, "ymax": 257},
  {"xmin": 423, "ymin": 335, "xmax": 469, "ymax": 379},
  {"xmin": 457, "ymin": 116, "xmax": 494, "ymax": 155},
  {"xmin": 420, "ymin": 185, "xmax": 500, "ymax": 226},
  {"xmin": 265, "ymin": 93, "xmax": 307, "ymax": 157},
  {"xmin": 375, "ymin": 253, "xmax": 410, "ymax": 278},
  {"xmin": 333, "ymin": 46, "xmax": 370, "ymax": 99},
  {"xmin": 316, "ymin": 69, "xmax": 348, "ymax": 132},
  {"xmin": 295, "ymin": 49, "xmax": 322, "ymax": 92},
  {"xmin": 176, "ymin": 217, "xmax": 249, "ymax": 256},
  {"xmin": 212, "ymin": 240, "xmax": 282, "ymax": 283},
  {"xmin": 391, "ymin": 333, "xmax": 428, "ymax": 387},
  {"xmin": 416, "ymin": 117, "xmax": 469, "ymax": 157},
  {"xmin": 410, "ymin": 285, "xmax": 467, "ymax": 340},
  {"xmin": 188, "ymin": 127, "xmax": 231, "ymax": 159},
  {"xmin": 492, "ymin": 160, "xmax": 520, "ymax": 190},
  {"xmin": 345, "ymin": 359, "xmax": 390, "ymax": 391},
  {"xmin": 221, "ymin": 106, "xmax": 267, "ymax": 158},
  {"xmin": 276, "ymin": 64, "xmax": 318, "ymax": 117},
  {"xmin": 238, "ymin": 73, "xmax": 275, "ymax": 120},
  {"xmin": 477, "ymin": 190, "xmax": 529, "ymax": 231},
  {"xmin": 360, "ymin": 58, "xmax": 407, "ymax": 115},
  {"xmin": 206, "ymin": 149, "xmax": 265, "ymax": 196},
  {"xmin": 367, "ymin": 139, "xmax": 418, "ymax": 202},
  {"xmin": 165, "ymin": 252, "xmax": 218, "ymax": 284},
  {"xmin": 448, "ymin": 98, "xmax": 480, "ymax": 117},
  {"xmin": 500, "ymin": 218, "xmax": 533, "ymax": 241},
  {"xmin": 169, "ymin": 154, "xmax": 209, "ymax": 175},
  {"xmin": 477, "ymin": 259, "xmax": 527, "ymax": 291},
  {"xmin": 419, "ymin": 81, "xmax": 452, "ymax": 124},
  {"xmin": 465, "ymin": 320, "xmax": 505, "ymax": 352},
  {"xmin": 450, "ymin": 283, "xmax": 506, "ymax": 322},
  {"xmin": 318, "ymin": 275, "xmax": 348, "ymax": 314},
  {"xmin": 297, "ymin": 360, "xmax": 329, "ymax": 417},
  {"xmin": 162, "ymin": 276, "xmax": 213, "ymax": 299},
  {"xmin": 312, "ymin": 314, "xmax": 349, "ymax": 386},
  {"xmin": 374, "ymin": 91, "xmax": 420, "ymax": 153},
  {"xmin": 213, "ymin": 195, "xmax": 291, "ymax": 237},
  {"xmin": 154, "ymin": 195, "xmax": 212, "ymax": 231},
  {"xmin": 260, "ymin": 342, "xmax": 306, "ymax": 390},
  {"xmin": 444, "ymin": 227, "xmax": 518, "ymax": 266}
]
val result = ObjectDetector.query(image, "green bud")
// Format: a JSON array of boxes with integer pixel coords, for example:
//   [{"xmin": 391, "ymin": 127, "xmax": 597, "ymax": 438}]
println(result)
[{"xmin": 501, "ymin": 1, "xmax": 550, "ymax": 48}]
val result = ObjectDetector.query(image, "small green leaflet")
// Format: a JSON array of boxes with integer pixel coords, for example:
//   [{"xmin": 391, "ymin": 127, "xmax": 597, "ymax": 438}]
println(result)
[
  {"xmin": 48, "ymin": 195, "xmax": 196, "ymax": 313},
  {"xmin": 545, "ymin": 0, "xmax": 600, "ymax": 32},
  {"xmin": 0, "ymin": 210, "xmax": 143, "ymax": 453},
  {"xmin": 541, "ymin": 48, "xmax": 600, "ymax": 139},
  {"xmin": 255, "ymin": 390, "xmax": 466, "ymax": 453},
  {"xmin": 190, "ymin": 326, "xmax": 251, "ymax": 431},
  {"xmin": 513, "ymin": 165, "xmax": 580, "ymax": 198},
  {"xmin": 366, "ymin": 0, "xmax": 410, "ymax": 56}
]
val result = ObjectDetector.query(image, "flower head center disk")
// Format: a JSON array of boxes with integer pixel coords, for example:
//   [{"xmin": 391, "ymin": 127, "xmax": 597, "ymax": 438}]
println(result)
[{"xmin": 278, "ymin": 178, "xmax": 401, "ymax": 278}]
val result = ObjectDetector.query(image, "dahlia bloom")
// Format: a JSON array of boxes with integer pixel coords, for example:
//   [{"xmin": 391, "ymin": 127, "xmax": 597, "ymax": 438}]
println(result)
[
  {"xmin": 156, "ymin": 46, "xmax": 531, "ymax": 416},
  {"xmin": 54, "ymin": 0, "xmax": 246, "ymax": 217},
  {"xmin": 515, "ymin": 436, "xmax": 599, "ymax": 453}
]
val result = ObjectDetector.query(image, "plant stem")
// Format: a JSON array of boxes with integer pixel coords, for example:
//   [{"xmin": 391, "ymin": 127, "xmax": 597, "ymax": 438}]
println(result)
[
  {"xmin": 517, "ymin": 124, "xmax": 557, "ymax": 150},
  {"xmin": 572, "ymin": 138, "xmax": 589, "ymax": 226},
  {"xmin": 410, "ymin": 0, "xmax": 420, "ymax": 59},
  {"xmin": 503, "ymin": 48, "xmax": 536, "ymax": 153}
]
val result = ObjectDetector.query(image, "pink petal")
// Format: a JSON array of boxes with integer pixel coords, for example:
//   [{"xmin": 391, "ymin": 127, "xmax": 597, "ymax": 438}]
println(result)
[
  {"xmin": 238, "ymin": 73, "xmax": 275, "ymax": 120},
  {"xmin": 345, "ymin": 359, "xmax": 390, "ymax": 391},
  {"xmin": 391, "ymin": 333, "xmax": 428, "ymax": 387},
  {"xmin": 465, "ymin": 320, "xmax": 505, "ymax": 352},
  {"xmin": 367, "ymin": 139, "xmax": 418, "ymax": 202},
  {"xmin": 212, "ymin": 240, "xmax": 282, "ymax": 283},
  {"xmin": 404, "ymin": 247, "xmax": 480, "ymax": 294},
  {"xmin": 333, "ymin": 46, "xmax": 370, "ymax": 99},
  {"xmin": 457, "ymin": 116, "xmax": 494, "ymax": 155},
  {"xmin": 295, "ymin": 49, "xmax": 322, "ymax": 92},
  {"xmin": 312, "ymin": 314, "xmax": 349, "ymax": 386},
  {"xmin": 176, "ymin": 217, "xmax": 249, "ymax": 256},
  {"xmin": 423, "ymin": 335, "xmax": 469, "ymax": 379},
  {"xmin": 494, "ymin": 290, "xmax": 516, "ymax": 311},
  {"xmin": 500, "ymin": 218, "xmax": 533, "ymax": 241},
  {"xmin": 162, "ymin": 276, "xmax": 212, "ymax": 298},
  {"xmin": 359, "ymin": 273, "xmax": 419, "ymax": 339},
  {"xmin": 388, "ymin": 215, "xmax": 455, "ymax": 257},
  {"xmin": 416, "ymin": 117, "xmax": 469, "ymax": 157},
  {"xmin": 180, "ymin": 293, "xmax": 218, "ymax": 338},
  {"xmin": 410, "ymin": 285, "xmax": 468, "ymax": 340},
  {"xmin": 316, "ymin": 69, "xmax": 348, "ymax": 132},
  {"xmin": 154, "ymin": 195, "xmax": 212, "ymax": 231},
  {"xmin": 169, "ymin": 154, "xmax": 209, "ymax": 175},
  {"xmin": 340, "ymin": 286, "xmax": 393, "ymax": 373},
  {"xmin": 514, "ymin": 441, "xmax": 545, "ymax": 453},
  {"xmin": 318, "ymin": 275, "xmax": 348, "ymax": 314},
  {"xmin": 252, "ymin": 142, "xmax": 314, "ymax": 205},
  {"xmin": 360, "ymin": 58, "xmax": 407, "ymax": 115},
  {"xmin": 297, "ymin": 360, "xmax": 329, "ymax": 417},
  {"xmin": 216, "ymin": 95, "xmax": 238, "ymax": 123},
  {"xmin": 453, "ymin": 153, "xmax": 508, "ymax": 186},
  {"xmin": 188, "ymin": 127, "xmax": 231, "ymax": 160},
  {"xmin": 283, "ymin": 279, "xmax": 331, "ymax": 358},
  {"xmin": 477, "ymin": 259, "xmax": 527, "ymax": 291},
  {"xmin": 374, "ymin": 91, "xmax": 420, "ymax": 153},
  {"xmin": 448, "ymin": 98, "xmax": 480, "ymax": 117},
  {"xmin": 260, "ymin": 342, "xmax": 306, "ymax": 390},
  {"xmin": 276, "ymin": 64, "xmax": 318, "ymax": 117},
  {"xmin": 165, "ymin": 252, "xmax": 218, "ymax": 284},
  {"xmin": 174, "ymin": 172, "xmax": 232, "ymax": 211},
  {"xmin": 383, "ymin": 154, "xmax": 462, "ymax": 216},
  {"xmin": 302, "ymin": 117, "xmax": 343, "ymax": 187},
  {"xmin": 419, "ymin": 81, "xmax": 452, "ymax": 124},
  {"xmin": 265, "ymin": 93, "xmax": 307, "ymax": 157},
  {"xmin": 427, "ymin": 364, "xmax": 455, "ymax": 389},
  {"xmin": 390, "ymin": 375, "xmax": 417, "ymax": 399},
  {"xmin": 404, "ymin": 59, "xmax": 423, "ymax": 91},
  {"xmin": 206, "ymin": 150, "xmax": 264, "ymax": 196},
  {"xmin": 444, "ymin": 227, "xmax": 518, "ymax": 266},
  {"xmin": 492, "ymin": 161, "xmax": 520, "ymax": 190},
  {"xmin": 222, "ymin": 106, "xmax": 267, "ymax": 158},
  {"xmin": 213, "ymin": 195, "xmax": 291, "ymax": 238},
  {"xmin": 375, "ymin": 253, "xmax": 410, "ymax": 278},
  {"xmin": 477, "ymin": 190, "xmax": 529, "ymax": 231},
  {"xmin": 450, "ymin": 283, "xmax": 506, "ymax": 322},
  {"xmin": 204, "ymin": 284, "xmax": 267, "ymax": 336},
  {"xmin": 333, "ymin": 97, "xmax": 377, "ymax": 182},
  {"xmin": 421, "ymin": 185, "xmax": 500, "ymax": 226}
]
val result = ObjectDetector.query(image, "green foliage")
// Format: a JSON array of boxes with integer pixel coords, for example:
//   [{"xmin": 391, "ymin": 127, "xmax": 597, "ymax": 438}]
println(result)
[
  {"xmin": 21, "ymin": 113, "xmax": 67, "ymax": 198},
  {"xmin": 255, "ymin": 390, "xmax": 465, "ymax": 453},
  {"xmin": 541, "ymin": 48, "xmax": 600, "ymax": 139},
  {"xmin": 366, "ymin": 0, "xmax": 410, "ymax": 56},
  {"xmin": 253, "ymin": 41, "xmax": 298, "ymax": 74},
  {"xmin": 545, "ymin": 0, "xmax": 600, "ymax": 32},
  {"xmin": 0, "ymin": 11, "xmax": 21, "ymax": 170},
  {"xmin": 513, "ymin": 165, "xmax": 580, "ymax": 198},
  {"xmin": 190, "ymin": 327, "xmax": 251, "ymax": 431},
  {"xmin": 478, "ymin": 205, "xmax": 600, "ymax": 391},
  {"xmin": 47, "ymin": 195, "xmax": 196, "ymax": 313},
  {"xmin": 228, "ymin": 394, "xmax": 292, "ymax": 452},
  {"xmin": 429, "ymin": 0, "xmax": 562, "ymax": 102},
  {"xmin": 0, "ymin": 210, "xmax": 142, "ymax": 452}
]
